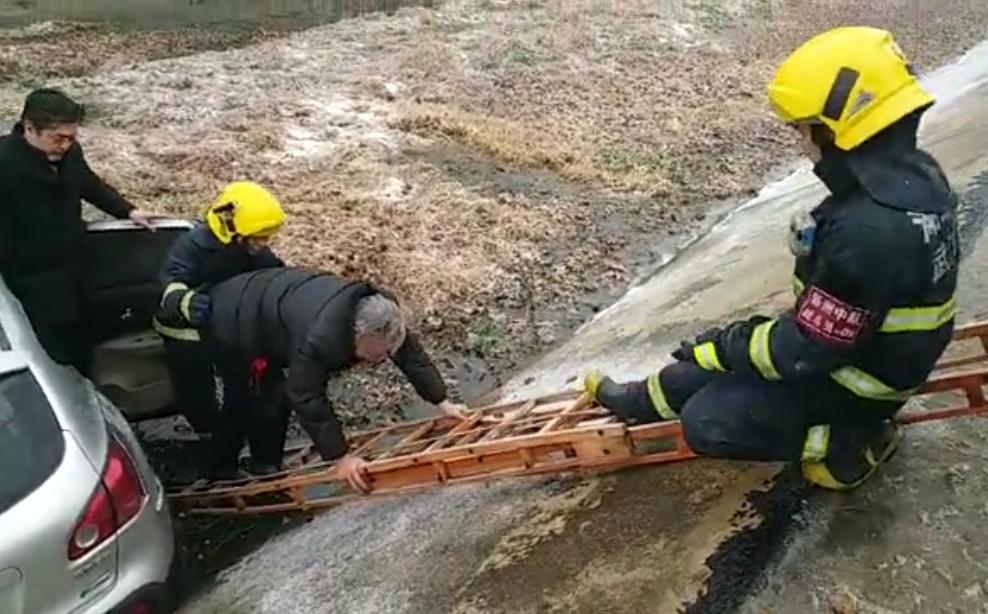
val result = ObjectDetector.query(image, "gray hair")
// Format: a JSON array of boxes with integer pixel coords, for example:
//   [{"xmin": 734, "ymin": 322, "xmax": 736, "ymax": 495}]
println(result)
[{"xmin": 354, "ymin": 294, "xmax": 406, "ymax": 347}]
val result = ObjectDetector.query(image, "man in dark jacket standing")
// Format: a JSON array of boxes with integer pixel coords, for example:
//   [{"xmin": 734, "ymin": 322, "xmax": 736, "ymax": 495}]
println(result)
[
  {"xmin": 0, "ymin": 88, "xmax": 156, "ymax": 373},
  {"xmin": 204, "ymin": 267, "xmax": 466, "ymax": 490},
  {"xmin": 584, "ymin": 27, "xmax": 959, "ymax": 491}
]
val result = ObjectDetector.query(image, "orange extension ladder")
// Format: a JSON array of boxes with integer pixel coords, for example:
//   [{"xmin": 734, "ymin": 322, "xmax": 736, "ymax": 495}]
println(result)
[{"xmin": 166, "ymin": 320, "xmax": 988, "ymax": 516}]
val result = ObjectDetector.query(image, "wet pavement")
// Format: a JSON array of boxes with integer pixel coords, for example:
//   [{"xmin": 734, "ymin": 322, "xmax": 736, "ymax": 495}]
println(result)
[{"xmin": 181, "ymin": 39, "xmax": 988, "ymax": 614}]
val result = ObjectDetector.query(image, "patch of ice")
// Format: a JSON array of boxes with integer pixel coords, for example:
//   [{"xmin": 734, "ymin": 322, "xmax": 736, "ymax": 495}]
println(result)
[
  {"xmin": 379, "ymin": 176, "xmax": 411, "ymax": 203},
  {"xmin": 671, "ymin": 22, "xmax": 697, "ymax": 39},
  {"xmin": 279, "ymin": 96, "xmax": 399, "ymax": 160},
  {"xmin": 669, "ymin": 21, "xmax": 707, "ymax": 48},
  {"xmin": 282, "ymin": 125, "xmax": 337, "ymax": 159}
]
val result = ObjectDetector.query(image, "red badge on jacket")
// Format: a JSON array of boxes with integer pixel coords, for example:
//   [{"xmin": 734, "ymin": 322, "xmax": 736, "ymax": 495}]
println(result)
[{"xmin": 796, "ymin": 285, "xmax": 869, "ymax": 346}]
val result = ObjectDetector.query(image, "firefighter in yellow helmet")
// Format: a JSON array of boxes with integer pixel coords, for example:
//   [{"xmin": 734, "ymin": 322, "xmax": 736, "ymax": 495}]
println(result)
[
  {"xmin": 584, "ymin": 27, "xmax": 960, "ymax": 490},
  {"xmin": 153, "ymin": 181, "xmax": 286, "ymax": 437}
]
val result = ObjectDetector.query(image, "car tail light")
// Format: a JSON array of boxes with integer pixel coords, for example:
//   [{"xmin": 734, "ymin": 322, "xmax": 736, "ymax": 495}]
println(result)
[
  {"xmin": 128, "ymin": 601, "xmax": 151, "ymax": 614},
  {"xmin": 68, "ymin": 436, "xmax": 147, "ymax": 561}
]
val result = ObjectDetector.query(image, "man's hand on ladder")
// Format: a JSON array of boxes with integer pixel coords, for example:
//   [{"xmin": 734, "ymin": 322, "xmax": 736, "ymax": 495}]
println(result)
[
  {"xmin": 335, "ymin": 454, "xmax": 371, "ymax": 493},
  {"xmin": 436, "ymin": 400, "xmax": 468, "ymax": 419}
]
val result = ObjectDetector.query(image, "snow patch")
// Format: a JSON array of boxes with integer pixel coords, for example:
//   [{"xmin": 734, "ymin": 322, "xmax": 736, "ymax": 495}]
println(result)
[{"xmin": 279, "ymin": 96, "xmax": 399, "ymax": 160}]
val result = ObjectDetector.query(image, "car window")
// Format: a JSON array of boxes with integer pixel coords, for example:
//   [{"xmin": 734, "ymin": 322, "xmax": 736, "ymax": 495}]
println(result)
[{"xmin": 0, "ymin": 370, "xmax": 65, "ymax": 515}]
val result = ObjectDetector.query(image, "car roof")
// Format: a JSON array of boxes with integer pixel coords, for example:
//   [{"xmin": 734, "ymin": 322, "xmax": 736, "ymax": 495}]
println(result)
[{"xmin": 87, "ymin": 218, "xmax": 194, "ymax": 232}]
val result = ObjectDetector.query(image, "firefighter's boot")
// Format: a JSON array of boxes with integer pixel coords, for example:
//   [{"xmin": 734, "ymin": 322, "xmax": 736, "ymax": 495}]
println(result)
[
  {"xmin": 801, "ymin": 420, "xmax": 902, "ymax": 490},
  {"xmin": 583, "ymin": 371, "xmax": 666, "ymax": 425}
]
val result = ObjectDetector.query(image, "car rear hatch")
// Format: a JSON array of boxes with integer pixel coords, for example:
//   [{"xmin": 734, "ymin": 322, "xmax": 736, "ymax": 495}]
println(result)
[{"xmin": 0, "ymin": 355, "xmax": 122, "ymax": 614}]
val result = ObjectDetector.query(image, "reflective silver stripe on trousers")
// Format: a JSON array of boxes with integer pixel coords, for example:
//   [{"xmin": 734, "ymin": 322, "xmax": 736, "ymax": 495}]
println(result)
[
  {"xmin": 829, "ymin": 366, "xmax": 915, "ymax": 402},
  {"xmin": 646, "ymin": 373, "xmax": 679, "ymax": 421},
  {"xmin": 802, "ymin": 424, "xmax": 830, "ymax": 461}
]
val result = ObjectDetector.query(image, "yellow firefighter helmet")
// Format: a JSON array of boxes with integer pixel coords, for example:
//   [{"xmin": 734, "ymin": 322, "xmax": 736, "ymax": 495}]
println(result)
[
  {"xmin": 767, "ymin": 26, "xmax": 934, "ymax": 151},
  {"xmin": 205, "ymin": 181, "xmax": 286, "ymax": 244}
]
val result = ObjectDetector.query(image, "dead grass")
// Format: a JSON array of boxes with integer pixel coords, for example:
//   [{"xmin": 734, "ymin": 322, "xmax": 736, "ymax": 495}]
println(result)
[
  {"xmin": 0, "ymin": 22, "xmax": 279, "ymax": 85},
  {"xmin": 274, "ymin": 174, "xmax": 560, "ymax": 319},
  {"xmin": 385, "ymin": 1, "xmax": 785, "ymax": 201},
  {"xmin": 395, "ymin": 104, "xmax": 606, "ymax": 185},
  {"xmin": 386, "ymin": 0, "xmax": 988, "ymax": 203}
]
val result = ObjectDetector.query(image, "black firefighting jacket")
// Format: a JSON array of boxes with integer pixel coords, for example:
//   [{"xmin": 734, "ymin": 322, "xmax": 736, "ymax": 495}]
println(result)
[
  {"xmin": 693, "ymin": 113, "xmax": 959, "ymax": 405},
  {"xmin": 206, "ymin": 267, "xmax": 448, "ymax": 460},
  {"xmin": 153, "ymin": 222, "xmax": 283, "ymax": 340}
]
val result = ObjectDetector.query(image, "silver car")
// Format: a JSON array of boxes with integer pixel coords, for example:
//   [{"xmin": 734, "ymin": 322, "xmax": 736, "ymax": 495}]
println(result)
[{"xmin": 0, "ymin": 218, "xmax": 193, "ymax": 614}]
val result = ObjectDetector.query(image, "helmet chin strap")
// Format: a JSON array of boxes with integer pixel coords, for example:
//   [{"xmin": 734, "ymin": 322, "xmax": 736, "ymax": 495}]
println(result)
[
  {"xmin": 809, "ymin": 123, "xmax": 834, "ymax": 149},
  {"xmin": 214, "ymin": 202, "xmax": 239, "ymax": 241}
]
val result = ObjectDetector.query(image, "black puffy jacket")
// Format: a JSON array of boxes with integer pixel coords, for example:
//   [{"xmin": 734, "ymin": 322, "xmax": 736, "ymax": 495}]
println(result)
[{"xmin": 206, "ymin": 267, "xmax": 448, "ymax": 459}]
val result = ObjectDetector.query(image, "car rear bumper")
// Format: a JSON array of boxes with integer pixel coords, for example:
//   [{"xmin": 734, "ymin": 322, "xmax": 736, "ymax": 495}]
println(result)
[
  {"xmin": 106, "ymin": 582, "xmax": 170, "ymax": 614},
  {"xmin": 81, "ymin": 484, "xmax": 175, "ymax": 614}
]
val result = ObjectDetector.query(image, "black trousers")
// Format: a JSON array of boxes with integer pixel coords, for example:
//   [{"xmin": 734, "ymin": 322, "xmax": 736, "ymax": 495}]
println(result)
[
  {"xmin": 618, "ymin": 361, "xmax": 901, "ymax": 462},
  {"xmin": 32, "ymin": 316, "xmax": 93, "ymax": 376},
  {"xmin": 211, "ymin": 355, "xmax": 290, "ymax": 473},
  {"xmin": 162, "ymin": 337, "xmax": 219, "ymax": 435},
  {"xmin": 9, "ymin": 269, "xmax": 93, "ymax": 376}
]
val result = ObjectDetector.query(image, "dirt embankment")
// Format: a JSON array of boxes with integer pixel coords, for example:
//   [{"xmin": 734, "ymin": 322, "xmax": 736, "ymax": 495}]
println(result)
[{"xmin": 2, "ymin": 0, "xmax": 988, "ymax": 430}]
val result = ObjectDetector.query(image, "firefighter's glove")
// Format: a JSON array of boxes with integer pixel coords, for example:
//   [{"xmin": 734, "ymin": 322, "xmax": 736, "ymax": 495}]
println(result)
[
  {"xmin": 674, "ymin": 317, "xmax": 772, "ymax": 373},
  {"xmin": 672, "ymin": 336, "xmax": 727, "ymax": 373},
  {"xmin": 181, "ymin": 291, "xmax": 212, "ymax": 328},
  {"xmin": 693, "ymin": 327, "xmax": 722, "ymax": 345},
  {"xmin": 670, "ymin": 326, "xmax": 722, "ymax": 363},
  {"xmin": 671, "ymin": 341, "xmax": 694, "ymax": 364}
]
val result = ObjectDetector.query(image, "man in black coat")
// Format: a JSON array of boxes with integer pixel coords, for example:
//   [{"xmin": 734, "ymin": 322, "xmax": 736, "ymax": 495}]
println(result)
[
  {"xmin": 0, "ymin": 88, "xmax": 156, "ymax": 373},
  {"xmin": 203, "ymin": 267, "xmax": 466, "ymax": 490}
]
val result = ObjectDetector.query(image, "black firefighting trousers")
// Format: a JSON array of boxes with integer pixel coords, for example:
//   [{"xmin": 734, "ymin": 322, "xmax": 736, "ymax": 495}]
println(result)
[
  {"xmin": 615, "ymin": 361, "xmax": 901, "ymax": 462},
  {"xmin": 211, "ymin": 355, "xmax": 291, "ymax": 474},
  {"xmin": 162, "ymin": 337, "xmax": 219, "ymax": 435}
]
